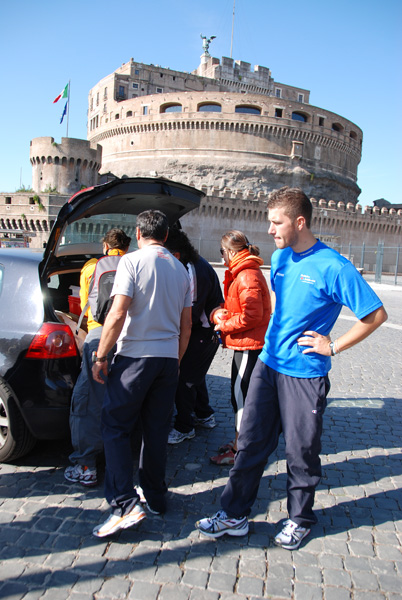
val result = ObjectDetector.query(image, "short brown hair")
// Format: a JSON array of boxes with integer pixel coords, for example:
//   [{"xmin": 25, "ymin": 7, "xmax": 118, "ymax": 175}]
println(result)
[
  {"xmin": 267, "ymin": 187, "xmax": 313, "ymax": 228},
  {"xmin": 102, "ymin": 228, "xmax": 131, "ymax": 251}
]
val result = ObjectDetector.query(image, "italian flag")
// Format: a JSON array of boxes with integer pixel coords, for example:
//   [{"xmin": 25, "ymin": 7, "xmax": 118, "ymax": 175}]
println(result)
[{"xmin": 53, "ymin": 83, "xmax": 69, "ymax": 104}]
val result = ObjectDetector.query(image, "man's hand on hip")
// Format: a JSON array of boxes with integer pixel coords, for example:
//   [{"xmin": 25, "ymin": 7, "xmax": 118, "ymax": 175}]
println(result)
[{"xmin": 92, "ymin": 361, "xmax": 108, "ymax": 383}]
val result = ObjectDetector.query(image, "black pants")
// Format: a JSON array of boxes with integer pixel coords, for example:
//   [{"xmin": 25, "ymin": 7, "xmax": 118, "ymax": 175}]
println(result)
[
  {"xmin": 102, "ymin": 355, "xmax": 178, "ymax": 516},
  {"xmin": 221, "ymin": 359, "xmax": 330, "ymax": 528},
  {"xmin": 174, "ymin": 327, "xmax": 219, "ymax": 433}
]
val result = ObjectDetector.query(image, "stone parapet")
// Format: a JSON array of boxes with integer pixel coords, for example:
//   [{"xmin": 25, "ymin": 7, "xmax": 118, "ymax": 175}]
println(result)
[{"xmin": 30, "ymin": 137, "xmax": 102, "ymax": 195}]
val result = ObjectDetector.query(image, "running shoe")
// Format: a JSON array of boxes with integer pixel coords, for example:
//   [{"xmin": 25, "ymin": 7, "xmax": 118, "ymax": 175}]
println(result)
[
  {"xmin": 168, "ymin": 428, "xmax": 195, "ymax": 444},
  {"xmin": 210, "ymin": 448, "xmax": 235, "ymax": 465},
  {"xmin": 93, "ymin": 503, "xmax": 146, "ymax": 538},
  {"xmin": 196, "ymin": 510, "xmax": 249, "ymax": 538},
  {"xmin": 193, "ymin": 414, "xmax": 216, "ymax": 429},
  {"xmin": 274, "ymin": 519, "xmax": 310, "ymax": 550},
  {"xmin": 64, "ymin": 464, "xmax": 97, "ymax": 487},
  {"xmin": 217, "ymin": 440, "xmax": 236, "ymax": 454}
]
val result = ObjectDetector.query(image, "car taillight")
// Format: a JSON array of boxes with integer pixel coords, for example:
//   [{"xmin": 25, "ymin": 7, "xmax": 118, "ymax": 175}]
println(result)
[{"xmin": 26, "ymin": 323, "xmax": 78, "ymax": 359}]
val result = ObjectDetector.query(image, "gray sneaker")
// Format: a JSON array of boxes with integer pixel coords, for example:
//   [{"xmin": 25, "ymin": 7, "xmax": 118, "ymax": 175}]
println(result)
[
  {"xmin": 64, "ymin": 464, "xmax": 97, "ymax": 487},
  {"xmin": 194, "ymin": 414, "xmax": 216, "ymax": 429},
  {"xmin": 168, "ymin": 428, "xmax": 195, "ymax": 444},
  {"xmin": 195, "ymin": 510, "xmax": 249, "ymax": 538},
  {"xmin": 274, "ymin": 519, "xmax": 310, "ymax": 550}
]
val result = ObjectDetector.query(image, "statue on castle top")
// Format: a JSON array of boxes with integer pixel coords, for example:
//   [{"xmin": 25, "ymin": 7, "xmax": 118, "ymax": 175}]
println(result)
[{"xmin": 200, "ymin": 34, "xmax": 216, "ymax": 56}]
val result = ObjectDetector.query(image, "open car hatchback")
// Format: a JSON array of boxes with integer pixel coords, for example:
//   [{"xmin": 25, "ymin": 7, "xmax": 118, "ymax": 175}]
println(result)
[{"xmin": 0, "ymin": 177, "xmax": 204, "ymax": 461}]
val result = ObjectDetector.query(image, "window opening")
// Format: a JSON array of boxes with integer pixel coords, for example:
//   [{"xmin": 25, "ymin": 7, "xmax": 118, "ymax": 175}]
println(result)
[
  {"xmin": 198, "ymin": 103, "xmax": 222, "ymax": 112},
  {"xmin": 292, "ymin": 112, "xmax": 308, "ymax": 122},
  {"xmin": 235, "ymin": 105, "xmax": 261, "ymax": 115}
]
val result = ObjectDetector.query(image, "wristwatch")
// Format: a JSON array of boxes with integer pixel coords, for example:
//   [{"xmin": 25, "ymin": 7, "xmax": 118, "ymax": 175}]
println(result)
[{"xmin": 92, "ymin": 351, "xmax": 107, "ymax": 364}]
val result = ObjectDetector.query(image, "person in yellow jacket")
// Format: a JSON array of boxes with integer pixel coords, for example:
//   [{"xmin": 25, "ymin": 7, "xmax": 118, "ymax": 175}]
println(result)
[{"xmin": 65, "ymin": 228, "xmax": 131, "ymax": 487}]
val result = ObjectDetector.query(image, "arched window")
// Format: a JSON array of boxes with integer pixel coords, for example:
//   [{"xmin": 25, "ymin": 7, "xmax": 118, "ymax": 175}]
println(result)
[
  {"xmin": 332, "ymin": 123, "xmax": 344, "ymax": 132},
  {"xmin": 291, "ymin": 112, "xmax": 308, "ymax": 123},
  {"xmin": 349, "ymin": 131, "xmax": 357, "ymax": 140},
  {"xmin": 197, "ymin": 103, "xmax": 222, "ymax": 112},
  {"xmin": 160, "ymin": 103, "xmax": 182, "ymax": 113},
  {"xmin": 235, "ymin": 105, "xmax": 261, "ymax": 115},
  {"xmin": 126, "ymin": 111, "xmax": 133, "ymax": 117}
]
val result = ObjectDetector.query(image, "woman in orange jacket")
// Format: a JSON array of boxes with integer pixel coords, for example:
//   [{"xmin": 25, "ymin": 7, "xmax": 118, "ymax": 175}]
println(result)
[{"xmin": 210, "ymin": 230, "xmax": 271, "ymax": 465}]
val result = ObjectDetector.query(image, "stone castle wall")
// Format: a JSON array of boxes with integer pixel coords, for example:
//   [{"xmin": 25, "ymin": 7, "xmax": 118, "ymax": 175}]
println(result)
[
  {"xmin": 1, "ymin": 187, "xmax": 400, "ymax": 266},
  {"xmin": 180, "ymin": 189, "xmax": 402, "ymax": 267},
  {"xmin": 87, "ymin": 91, "xmax": 362, "ymax": 205},
  {"xmin": 0, "ymin": 191, "xmax": 68, "ymax": 248},
  {"xmin": 87, "ymin": 56, "xmax": 362, "ymax": 205},
  {"xmin": 30, "ymin": 137, "xmax": 102, "ymax": 196}
]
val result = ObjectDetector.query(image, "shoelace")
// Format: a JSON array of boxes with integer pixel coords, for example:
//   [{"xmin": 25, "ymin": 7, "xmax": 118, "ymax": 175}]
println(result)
[{"xmin": 282, "ymin": 520, "xmax": 297, "ymax": 534}]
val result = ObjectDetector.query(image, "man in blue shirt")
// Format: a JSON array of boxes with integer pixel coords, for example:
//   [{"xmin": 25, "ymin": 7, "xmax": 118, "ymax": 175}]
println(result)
[{"xmin": 196, "ymin": 187, "xmax": 387, "ymax": 549}]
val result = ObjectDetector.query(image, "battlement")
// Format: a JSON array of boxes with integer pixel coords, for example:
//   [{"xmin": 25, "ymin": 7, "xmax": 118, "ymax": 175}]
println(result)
[{"xmin": 30, "ymin": 137, "xmax": 102, "ymax": 195}]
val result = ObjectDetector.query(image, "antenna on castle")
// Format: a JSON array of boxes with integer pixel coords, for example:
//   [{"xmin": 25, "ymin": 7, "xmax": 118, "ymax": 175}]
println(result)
[{"xmin": 230, "ymin": 0, "xmax": 235, "ymax": 58}]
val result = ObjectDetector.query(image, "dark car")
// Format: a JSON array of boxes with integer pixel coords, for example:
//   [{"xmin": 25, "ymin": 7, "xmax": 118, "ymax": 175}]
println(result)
[{"xmin": 0, "ymin": 177, "xmax": 203, "ymax": 462}]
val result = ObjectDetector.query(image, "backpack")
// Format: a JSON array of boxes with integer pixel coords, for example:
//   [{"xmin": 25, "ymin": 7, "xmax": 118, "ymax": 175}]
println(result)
[{"xmin": 76, "ymin": 254, "xmax": 122, "ymax": 332}]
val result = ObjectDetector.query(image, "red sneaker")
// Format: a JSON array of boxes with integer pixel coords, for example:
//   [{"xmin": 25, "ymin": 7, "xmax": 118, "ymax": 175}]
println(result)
[{"xmin": 210, "ymin": 448, "xmax": 236, "ymax": 465}]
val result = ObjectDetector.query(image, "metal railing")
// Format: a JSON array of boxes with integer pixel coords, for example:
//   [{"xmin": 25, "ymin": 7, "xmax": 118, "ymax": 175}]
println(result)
[{"xmin": 191, "ymin": 237, "xmax": 402, "ymax": 285}]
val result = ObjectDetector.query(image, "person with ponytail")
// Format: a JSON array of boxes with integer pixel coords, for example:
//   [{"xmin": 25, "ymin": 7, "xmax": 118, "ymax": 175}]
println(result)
[{"xmin": 210, "ymin": 230, "xmax": 271, "ymax": 465}]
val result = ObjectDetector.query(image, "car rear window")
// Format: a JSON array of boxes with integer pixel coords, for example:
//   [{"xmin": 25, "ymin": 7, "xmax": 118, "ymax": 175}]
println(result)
[
  {"xmin": 62, "ymin": 213, "xmax": 138, "ymax": 247},
  {"xmin": 56, "ymin": 213, "xmax": 139, "ymax": 257}
]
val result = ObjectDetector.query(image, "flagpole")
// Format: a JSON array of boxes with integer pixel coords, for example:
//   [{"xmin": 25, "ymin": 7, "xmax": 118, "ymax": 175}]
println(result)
[{"xmin": 66, "ymin": 79, "xmax": 70, "ymax": 137}]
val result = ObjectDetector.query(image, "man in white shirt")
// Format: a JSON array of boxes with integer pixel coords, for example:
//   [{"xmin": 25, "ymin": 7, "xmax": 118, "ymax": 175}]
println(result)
[{"xmin": 91, "ymin": 210, "xmax": 192, "ymax": 537}]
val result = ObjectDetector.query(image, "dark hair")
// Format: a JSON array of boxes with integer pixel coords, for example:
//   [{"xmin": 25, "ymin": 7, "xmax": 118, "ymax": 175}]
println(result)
[
  {"xmin": 102, "ymin": 228, "xmax": 131, "ymax": 251},
  {"xmin": 267, "ymin": 187, "xmax": 313, "ymax": 228},
  {"xmin": 221, "ymin": 230, "xmax": 260, "ymax": 256},
  {"xmin": 164, "ymin": 228, "xmax": 199, "ymax": 265},
  {"xmin": 136, "ymin": 210, "xmax": 169, "ymax": 242}
]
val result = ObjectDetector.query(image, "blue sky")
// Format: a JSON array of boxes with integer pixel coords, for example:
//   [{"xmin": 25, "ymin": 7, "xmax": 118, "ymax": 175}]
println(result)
[{"xmin": 1, "ymin": 0, "xmax": 401, "ymax": 207}]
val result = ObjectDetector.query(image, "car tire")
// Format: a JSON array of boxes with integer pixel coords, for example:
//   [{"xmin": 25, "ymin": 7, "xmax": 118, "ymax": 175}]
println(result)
[{"xmin": 0, "ymin": 379, "xmax": 36, "ymax": 462}]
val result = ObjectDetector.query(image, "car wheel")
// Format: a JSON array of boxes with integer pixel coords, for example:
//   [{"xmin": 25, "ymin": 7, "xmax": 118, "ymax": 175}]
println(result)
[{"xmin": 0, "ymin": 379, "xmax": 36, "ymax": 462}]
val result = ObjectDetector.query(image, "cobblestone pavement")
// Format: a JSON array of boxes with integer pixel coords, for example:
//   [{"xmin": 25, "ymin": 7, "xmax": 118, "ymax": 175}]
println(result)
[{"xmin": 0, "ymin": 280, "xmax": 401, "ymax": 600}]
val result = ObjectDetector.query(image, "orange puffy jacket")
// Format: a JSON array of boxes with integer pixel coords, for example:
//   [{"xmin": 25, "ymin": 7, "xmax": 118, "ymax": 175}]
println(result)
[{"xmin": 217, "ymin": 249, "xmax": 271, "ymax": 351}]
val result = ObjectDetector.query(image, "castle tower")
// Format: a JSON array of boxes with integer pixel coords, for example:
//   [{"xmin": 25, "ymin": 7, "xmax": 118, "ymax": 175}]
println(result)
[
  {"xmin": 87, "ymin": 57, "xmax": 362, "ymax": 205},
  {"xmin": 30, "ymin": 137, "xmax": 102, "ymax": 195}
]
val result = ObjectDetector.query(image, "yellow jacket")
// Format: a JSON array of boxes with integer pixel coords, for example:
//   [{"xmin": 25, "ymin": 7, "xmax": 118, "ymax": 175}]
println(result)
[{"xmin": 79, "ymin": 249, "xmax": 126, "ymax": 331}]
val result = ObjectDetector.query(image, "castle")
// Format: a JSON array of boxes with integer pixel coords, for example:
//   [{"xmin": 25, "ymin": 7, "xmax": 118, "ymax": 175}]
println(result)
[{"xmin": 1, "ymin": 52, "xmax": 401, "ymax": 269}]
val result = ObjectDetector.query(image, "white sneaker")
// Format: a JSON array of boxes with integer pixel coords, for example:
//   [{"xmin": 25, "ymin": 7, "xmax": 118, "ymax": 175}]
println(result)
[
  {"xmin": 194, "ymin": 414, "xmax": 216, "ymax": 429},
  {"xmin": 64, "ymin": 464, "xmax": 97, "ymax": 487},
  {"xmin": 195, "ymin": 510, "xmax": 249, "ymax": 538},
  {"xmin": 167, "ymin": 428, "xmax": 195, "ymax": 444},
  {"xmin": 274, "ymin": 519, "xmax": 310, "ymax": 550},
  {"xmin": 93, "ymin": 503, "xmax": 146, "ymax": 538}
]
